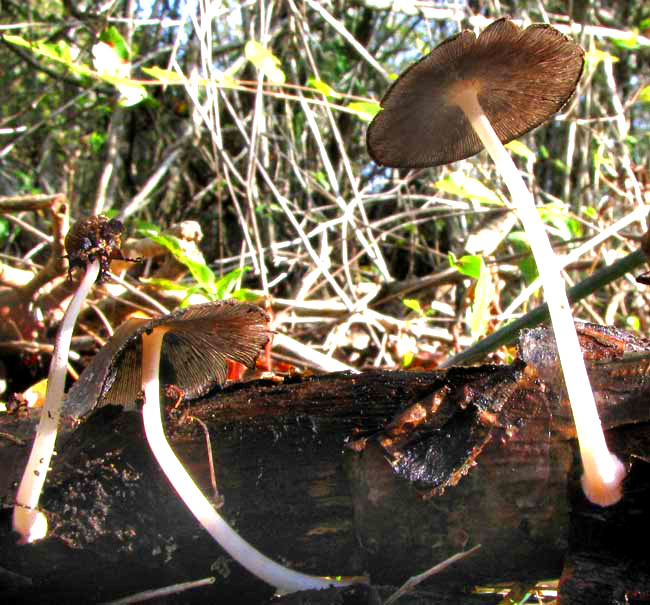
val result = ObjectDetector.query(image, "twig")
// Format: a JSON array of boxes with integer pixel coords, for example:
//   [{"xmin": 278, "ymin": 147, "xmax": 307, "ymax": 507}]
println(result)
[
  {"xmin": 383, "ymin": 544, "xmax": 482, "ymax": 604},
  {"xmin": 101, "ymin": 576, "xmax": 216, "ymax": 605}
]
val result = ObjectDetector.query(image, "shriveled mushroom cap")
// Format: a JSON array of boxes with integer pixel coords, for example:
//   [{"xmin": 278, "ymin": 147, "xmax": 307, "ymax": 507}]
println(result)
[
  {"xmin": 367, "ymin": 18, "xmax": 584, "ymax": 168},
  {"xmin": 63, "ymin": 300, "xmax": 270, "ymax": 417}
]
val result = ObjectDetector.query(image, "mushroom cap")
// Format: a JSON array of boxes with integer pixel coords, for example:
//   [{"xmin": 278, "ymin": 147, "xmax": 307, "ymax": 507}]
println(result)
[
  {"xmin": 64, "ymin": 300, "xmax": 270, "ymax": 416},
  {"xmin": 367, "ymin": 18, "xmax": 584, "ymax": 168}
]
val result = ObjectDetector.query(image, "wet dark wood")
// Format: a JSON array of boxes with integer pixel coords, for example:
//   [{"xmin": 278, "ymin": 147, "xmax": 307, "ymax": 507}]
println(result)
[{"xmin": 1, "ymin": 325, "xmax": 650, "ymax": 603}]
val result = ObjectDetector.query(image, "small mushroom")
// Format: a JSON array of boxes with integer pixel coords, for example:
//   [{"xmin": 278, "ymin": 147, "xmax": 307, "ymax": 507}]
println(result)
[
  {"xmin": 13, "ymin": 215, "xmax": 113, "ymax": 543},
  {"xmin": 64, "ymin": 300, "xmax": 360, "ymax": 594},
  {"xmin": 367, "ymin": 19, "xmax": 624, "ymax": 506}
]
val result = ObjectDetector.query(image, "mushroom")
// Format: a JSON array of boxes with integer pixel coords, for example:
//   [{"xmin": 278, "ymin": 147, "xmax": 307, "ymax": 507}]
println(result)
[
  {"xmin": 13, "ymin": 214, "xmax": 127, "ymax": 543},
  {"xmin": 367, "ymin": 18, "xmax": 625, "ymax": 506},
  {"xmin": 63, "ymin": 300, "xmax": 360, "ymax": 594}
]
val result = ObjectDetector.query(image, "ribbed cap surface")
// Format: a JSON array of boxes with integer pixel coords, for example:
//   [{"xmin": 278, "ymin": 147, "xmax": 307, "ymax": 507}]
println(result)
[{"xmin": 367, "ymin": 18, "xmax": 584, "ymax": 168}]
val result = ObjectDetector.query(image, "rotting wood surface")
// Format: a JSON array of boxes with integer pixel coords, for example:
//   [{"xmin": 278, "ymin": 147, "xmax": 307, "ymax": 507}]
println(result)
[{"xmin": 1, "ymin": 323, "xmax": 649, "ymax": 604}]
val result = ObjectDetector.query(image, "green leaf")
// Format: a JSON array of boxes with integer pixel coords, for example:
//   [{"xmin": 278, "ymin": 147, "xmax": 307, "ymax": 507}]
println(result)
[
  {"xmin": 626, "ymin": 315, "xmax": 641, "ymax": 332},
  {"xmin": 449, "ymin": 252, "xmax": 483, "ymax": 279},
  {"xmin": 470, "ymin": 258, "xmax": 491, "ymax": 340},
  {"xmin": 538, "ymin": 204, "xmax": 575, "ymax": 241},
  {"xmin": 435, "ymin": 172, "xmax": 503, "ymax": 206},
  {"xmin": 507, "ymin": 232, "xmax": 539, "ymax": 286},
  {"xmin": 505, "ymin": 140, "xmax": 536, "ymax": 163},
  {"xmin": 89, "ymin": 131, "xmax": 107, "ymax": 154},
  {"xmin": 346, "ymin": 101, "xmax": 381, "ymax": 121},
  {"xmin": 141, "ymin": 66, "xmax": 184, "ymax": 83},
  {"xmin": 401, "ymin": 350, "xmax": 414, "ymax": 368},
  {"xmin": 141, "ymin": 278, "xmax": 191, "ymax": 292},
  {"xmin": 581, "ymin": 206, "xmax": 599, "ymax": 220},
  {"xmin": 584, "ymin": 48, "xmax": 619, "ymax": 68},
  {"xmin": 244, "ymin": 40, "xmax": 285, "ymax": 84},
  {"xmin": 402, "ymin": 298, "xmax": 423, "ymax": 315},
  {"xmin": 308, "ymin": 78, "xmax": 341, "ymax": 99},
  {"xmin": 99, "ymin": 26, "xmax": 130, "ymax": 61},
  {"xmin": 230, "ymin": 288, "xmax": 258, "ymax": 302},
  {"xmin": 4, "ymin": 34, "xmax": 92, "ymax": 76},
  {"xmin": 612, "ymin": 35, "xmax": 639, "ymax": 50},
  {"xmin": 214, "ymin": 267, "xmax": 251, "ymax": 300},
  {"xmin": 138, "ymin": 229, "xmax": 216, "ymax": 287},
  {"xmin": 0, "ymin": 218, "xmax": 9, "ymax": 244},
  {"xmin": 639, "ymin": 86, "xmax": 650, "ymax": 103},
  {"xmin": 313, "ymin": 171, "xmax": 329, "ymax": 190}
]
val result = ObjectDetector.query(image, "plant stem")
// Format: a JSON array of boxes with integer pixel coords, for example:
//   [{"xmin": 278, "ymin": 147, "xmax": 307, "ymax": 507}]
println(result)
[
  {"xmin": 458, "ymin": 89, "xmax": 625, "ymax": 506},
  {"xmin": 441, "ymin": 249, "xmax": 646, "ymax": 367},
  {"xmin": 13, "ymin": 259, "xmax": 100, "ymax": 543},
  {"xmin": 140, "ymin": 329, "xmax": 362, "ymax": 595}
]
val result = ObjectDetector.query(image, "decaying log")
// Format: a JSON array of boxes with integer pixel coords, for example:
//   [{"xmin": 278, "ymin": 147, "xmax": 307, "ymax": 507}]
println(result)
[{"xmin": 1, "ymin": 324, "xmax": 650, "ymax": 604}]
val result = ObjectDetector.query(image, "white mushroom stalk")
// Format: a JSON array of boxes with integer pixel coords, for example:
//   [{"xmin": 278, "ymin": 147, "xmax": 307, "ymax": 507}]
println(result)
[
  {"xmin": 13, "ymin": 259, "xmax": 101, "ymax": 543},
  {"xmin": 367, "ymin": 18, "xmax": 626, "ymax": 507},
  {"xmin": 140, "ymin": 328, "xmax": 362, "ymax": 595},
  {"xmin": 451, "ymin": 87, "xmax": 625, "ymax": 506}
]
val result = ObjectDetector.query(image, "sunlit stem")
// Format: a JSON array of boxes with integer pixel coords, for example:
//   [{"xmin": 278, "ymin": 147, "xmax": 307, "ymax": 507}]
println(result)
[
  {"xmin": 13, "ymin": 259, "xmax": 101, "ymax": 543},
  {"xmin": 140, "ymin": 329, "xmax": 363, "ymax": 595},
  {"xmin": 455, "ymin": 88, "xmax": 625, "ymax": 506}
]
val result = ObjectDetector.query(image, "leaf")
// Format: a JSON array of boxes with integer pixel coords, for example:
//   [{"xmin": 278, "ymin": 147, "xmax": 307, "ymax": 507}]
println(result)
[
  {"xmin": 402, "ymin": 298, "xmax": 423, "ymax": 315},
  {"xmin": 92, "ymin": 41, "xmax": 129, "ymax": 77},
  {"xmin": 141, "ymin": 66, "xmax": 184, "ymax": 83},
  {"xmin": 0, "ymin": 217, "xmax": 9, "ymax": 244},
  {"xmin": 308, "ymin": 78, "xmax": 341, "ymax": 99},
  {"xmin": 505, "ymin": 140, "xmax": 536, "ymax": 163},
  {"xmin": 4, "ymin": 35, "xmax": 89, "ymax": 75},
  {"xmin": 507, "ymin": 232, "xmax": 539, "ymax": 286},
  {"xmin": 435, "ymin": 172, "xmax": 503, "ymax": 206},
  {"xmin": 347, "ymin": 101, "xmax": 381, "ymax": 121},
  {"xmin": 611, "ymin": 35, "xmax": 639, "ymax": 51},
  {"xmin": 139, "ymin": 230, "xmax": 216, "ymax": 287},
  {"xmin": 214, "ymin": 267, "xmax": 251, "ymax": 299},
  {"xmin": 470, "ymin": 258, "xmax": 491, "ymax": 340},
  {"xmin": 140, "ymin": 278, "xmax": 191, "ymax": 292},
  {"xmin": 639, "ymin": 86, "xmax": 650, "ymax": 103},
  {"xmin": 99, "ymin": 26, "xmax": 130, "ymax": 61},
  {"xmin": 92, "ymin": 41, "xmax": 147, "ymax": 105},
  {"xmin": 581, "ymin": 206, "xmax": 599, "ymax": 220},
  {"xmin": 538, "ymin": 204, "xmax": 575, "ymax": 241},
  {"xmin": 21, "ymin": 379, "xmax": 49, "ymax": 408},
  {"xmin": 244, "ymin": 40, "xmax": 285, "ymax": 84},
  {"xmin": 584, "ymin": 48, "xmax": 619, "ymax": 68},
  {"xmin": 89, "ymin": 131, "xmax": 107, "ymax": 154},
  {"xmin": 449, "ymin": 252, "xmax": 483, "ymax": 279}
]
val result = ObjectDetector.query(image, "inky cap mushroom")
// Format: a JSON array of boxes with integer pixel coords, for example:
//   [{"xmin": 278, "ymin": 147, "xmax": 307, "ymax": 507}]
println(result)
[
  {"xmin": 63, "ymin": 300, "xmax": 270, "ymax": 419},
  {"xmin": 63, "ymin": 300, "xmax": 361, "ymax": 594},
  {"xmin": 367, "ymin": 19, "xmax": 625, "ymax": 507},
  {"xmin": 14, "ymin": 215, "xmax": 113, "ymax": 542},
  {"xmin": 367, "ymin": 18, "xmax": 584, "ymax": 167}
]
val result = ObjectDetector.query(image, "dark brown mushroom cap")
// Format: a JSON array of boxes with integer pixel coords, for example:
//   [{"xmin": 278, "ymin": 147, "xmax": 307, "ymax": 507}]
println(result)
[
  {"xmin": 63, "ymin": 300, "xmax": 270, "ymax": 417},
  {"xmin": 64, "ymin": 215, "xmax": 126, "ymax": 282},
  {"xmin": 367, "ymin": 18, "xmax": 584, "ymax": 168}
]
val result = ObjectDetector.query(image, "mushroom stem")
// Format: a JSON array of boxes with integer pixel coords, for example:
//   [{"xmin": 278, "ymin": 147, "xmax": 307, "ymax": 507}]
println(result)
[
  {"xmin": 456, "ymin": 89, "xmax": 625, "ymax": 506},
  {"xmin": 140, "ymin": 329, "xmax": 361, "ymax": 595},
  {"xmin": 13, "ymin": 259, "xmax": 101, "ymax": 542}
]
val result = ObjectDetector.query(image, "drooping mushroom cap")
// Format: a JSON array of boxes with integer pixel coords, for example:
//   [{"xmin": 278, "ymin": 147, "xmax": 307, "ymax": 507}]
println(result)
[
  {"xmin": 63, "ymin": 300, "xmax": 270, "ymax": 417},
  {"xmin": 367, "ymin": 18, "xmax": 584, "ymax": 168}
]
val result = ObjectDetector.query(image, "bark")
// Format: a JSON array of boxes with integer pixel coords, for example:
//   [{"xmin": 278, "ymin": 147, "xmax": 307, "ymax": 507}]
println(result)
[{"xmin": 1, "ymin": 325, "xmax": 650, "ymax": 603}]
